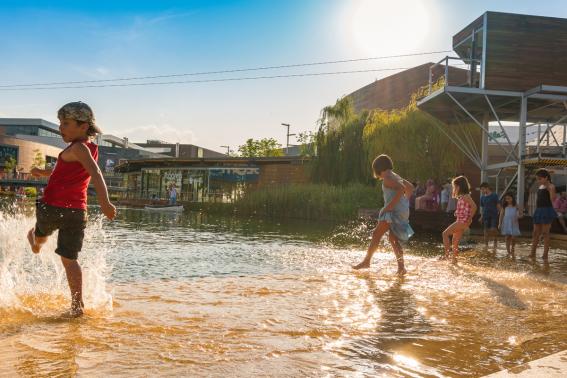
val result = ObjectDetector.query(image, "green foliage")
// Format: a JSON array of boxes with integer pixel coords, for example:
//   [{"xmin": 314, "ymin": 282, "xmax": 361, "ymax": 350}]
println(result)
[
  {"xmin": 296, "ymin": 131, "xmax": 317, "ymax": 157},
  {"xmin": 238, "ymin": 138, "xmax": 284, "ymax": 157},
  {"xmin": 31, "ymin": 149, "xmax": 46, "ymax": 170},
  {"xmin": 4, "ymin": 156, "xmax": 17, "ymax": 171},
  {"xmin": 24, "ymin": 187, "xmax": 37, "ymax": 197},
  {"xmin": 312, "ymin": 94, "xmax": 477, "ymax": 184},
  {"xmin": 232, "ymin": 183, "xmax": 382, "ymax": 221}
]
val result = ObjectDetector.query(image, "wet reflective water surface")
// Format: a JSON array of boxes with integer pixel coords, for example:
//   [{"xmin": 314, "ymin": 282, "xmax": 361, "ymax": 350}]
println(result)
[{"xmin": 1, "ymin": 205, "xmax": 567, "ymax": 377}]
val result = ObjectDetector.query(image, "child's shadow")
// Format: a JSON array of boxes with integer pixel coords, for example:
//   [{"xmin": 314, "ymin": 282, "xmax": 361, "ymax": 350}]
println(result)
[
  {"xmin": 452, "ymin": 265, "xmax": 527, "ymax": 310},
  {"xmin": 348, "ymin": 273, "xmax": 432, "ymax": 361}
]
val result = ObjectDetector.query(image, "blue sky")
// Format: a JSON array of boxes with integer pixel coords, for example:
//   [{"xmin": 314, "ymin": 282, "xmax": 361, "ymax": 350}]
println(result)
[{"xmin": 0, "ymin": 0, "xmax": 566, "ymax": 152}]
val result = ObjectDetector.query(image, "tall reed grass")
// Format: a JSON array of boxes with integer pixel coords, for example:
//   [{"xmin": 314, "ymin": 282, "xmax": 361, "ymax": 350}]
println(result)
[{"xmin": 187, "ymin": 183, "xmax": 382, "ymax": 221}]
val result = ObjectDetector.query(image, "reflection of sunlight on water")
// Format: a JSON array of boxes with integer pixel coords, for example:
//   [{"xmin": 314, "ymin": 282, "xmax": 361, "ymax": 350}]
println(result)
[
  {"xmin": 1, "ymin": 208, "xmax": 567, "ymax": 376},
  {"xmin": 393, "ymin": 353, "xmax": 420, "ymax": 369}
]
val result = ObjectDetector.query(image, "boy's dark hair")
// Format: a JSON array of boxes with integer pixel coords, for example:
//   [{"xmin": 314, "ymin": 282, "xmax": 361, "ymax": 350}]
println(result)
[
  {"xmin": 372, "ymin": 154, "xmax": 393, "ymax": 177},
  {"xmin": 501, "ymin": 192, "xmax": 517, "ymax": 207},
  {"xmin": 479, "ymin": 182, "xmax": 491, "ymax": 189},
  {"xmin": 452, "ymin": 175, "xmax": 470, "ymax": 196},
  {"xmin": 535, "ymin": 168, "xmax": 552, "ymax": 182}
]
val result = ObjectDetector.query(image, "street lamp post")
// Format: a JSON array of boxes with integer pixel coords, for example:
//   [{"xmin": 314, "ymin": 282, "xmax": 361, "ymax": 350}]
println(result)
[
  {"xmin": 281, "ymin": 123, "xmax": 295, "ymax": 155},
  {"xmin": 220, "ymin": 145, "xmax": 230, "ymax": 156}
]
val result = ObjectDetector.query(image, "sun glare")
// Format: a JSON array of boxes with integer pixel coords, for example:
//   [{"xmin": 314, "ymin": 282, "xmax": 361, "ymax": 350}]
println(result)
[{"xmin": 349, "ymin": 0, "xmax": 431, "ymax": 56}]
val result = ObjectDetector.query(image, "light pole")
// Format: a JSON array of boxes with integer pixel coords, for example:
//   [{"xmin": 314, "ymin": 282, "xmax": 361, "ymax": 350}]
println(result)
[
  {"xmin": 220, "ymin": 145, "xmax": 230, "ymax": 156},
  {"xmin": 281, "ymin": 123, "xmax": 295, "ymax": 155}
]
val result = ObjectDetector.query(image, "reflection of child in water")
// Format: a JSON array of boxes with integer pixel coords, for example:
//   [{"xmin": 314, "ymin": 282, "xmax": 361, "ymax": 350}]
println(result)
[{"xmin": 353, "ymin": 154, "xmax": 414, "ymax": 275}]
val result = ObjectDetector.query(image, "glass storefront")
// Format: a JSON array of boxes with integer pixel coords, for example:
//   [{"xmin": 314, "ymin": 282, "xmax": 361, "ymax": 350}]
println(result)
[{"xmin": 137, "ymin": 166, "xmax": 259, "ymax": 203}]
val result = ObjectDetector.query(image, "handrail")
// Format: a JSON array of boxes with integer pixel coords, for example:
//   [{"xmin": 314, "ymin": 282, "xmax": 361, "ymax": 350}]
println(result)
[{"xmin": 428, "ymin": 56, "xmax": 482, "ymax": 95}]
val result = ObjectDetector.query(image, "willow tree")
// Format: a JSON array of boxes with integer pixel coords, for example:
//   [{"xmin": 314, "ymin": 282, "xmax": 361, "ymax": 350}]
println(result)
[
  {"xmin": 312, "ymin": 97, "xmax": 368, "ymax": 185},
  {"xmin": 363, "ymin": 106, "xmax": 473, "ymax": 182},
  {"xmin": 313, "ymin": 93, "xmax": 478, "ymax": 185}
]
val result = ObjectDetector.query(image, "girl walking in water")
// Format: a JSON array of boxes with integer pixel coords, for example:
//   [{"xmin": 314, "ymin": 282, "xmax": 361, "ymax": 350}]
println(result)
[
  {"xmin": 353, "ymin": 154, "xmax": 414, "ymax": 275},
  {"xmin": 441, "ymin": 176, "xmax": 477, "ymax": 264},
  {"xmin": 499, "ymin": 192, "xmax": 522, "ymax": 257},
  {"xmin": 531, "ymin": 169, "xmax": 556, "ymax": 260}
]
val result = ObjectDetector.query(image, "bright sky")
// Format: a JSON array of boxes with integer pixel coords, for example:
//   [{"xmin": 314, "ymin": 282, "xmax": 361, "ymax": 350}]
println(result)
[{"xmin": 1, "ymin": 0, "xmax": 566, "ymax": 152}]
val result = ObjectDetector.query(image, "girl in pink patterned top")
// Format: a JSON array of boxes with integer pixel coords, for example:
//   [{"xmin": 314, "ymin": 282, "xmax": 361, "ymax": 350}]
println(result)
[{"xmin": 441, "ymin": 176, "xmax": 477, "ymax": 263}]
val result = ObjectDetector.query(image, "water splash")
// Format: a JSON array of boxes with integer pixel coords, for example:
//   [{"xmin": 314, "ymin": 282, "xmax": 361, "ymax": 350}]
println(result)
[{"xmin": 0, "ymin": 208, "xmax": 113, "ymax": 315}]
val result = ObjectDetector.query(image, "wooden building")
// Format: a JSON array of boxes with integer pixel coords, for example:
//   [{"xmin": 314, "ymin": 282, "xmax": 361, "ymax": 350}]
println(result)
[
  {"xmin": 347, "ymin": 63, "xmax": 468, "ymax": 113},
  {"xmin": 418, "ymin": 11, "xmax": 567, "ymax": 209},
  {"xmin": 453, "ymin": 11, "xmax": 567, "ymax": 91}
]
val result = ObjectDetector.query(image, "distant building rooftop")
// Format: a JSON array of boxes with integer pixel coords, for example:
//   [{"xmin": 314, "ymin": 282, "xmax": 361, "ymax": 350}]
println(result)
[{"xmin": 0, "ymin": 118, "xmax": 59, "ymax": 130}]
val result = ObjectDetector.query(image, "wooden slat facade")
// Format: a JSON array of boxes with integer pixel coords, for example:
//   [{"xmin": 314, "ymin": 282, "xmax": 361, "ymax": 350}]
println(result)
[
  {"xmin": 485, "ymin": 12, "xmax": 567, "ymax": 91},
  {"xmin": 454, "ymin": 12, "xmax": 567, "ymax": 91},
  {"xmin": 347, "ymin": 63, "xmax": 468, "ymax": 113}
]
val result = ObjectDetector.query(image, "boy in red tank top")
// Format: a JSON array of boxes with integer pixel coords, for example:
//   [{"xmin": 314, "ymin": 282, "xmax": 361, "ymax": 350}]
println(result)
[{"xmin": 27, "ymin": 101, "xmax": 116, "ymax": 317}]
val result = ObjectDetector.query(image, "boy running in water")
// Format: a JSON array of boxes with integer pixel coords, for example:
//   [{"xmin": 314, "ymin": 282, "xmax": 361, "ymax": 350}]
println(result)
[{"xmin": 27, "ymin": 102, "xmax": 116, "ymax": 317}]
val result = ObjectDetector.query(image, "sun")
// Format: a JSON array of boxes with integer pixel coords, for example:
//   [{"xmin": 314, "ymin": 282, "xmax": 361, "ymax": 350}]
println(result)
[{"xmin": 348, "ymin": 0, "xmax": 432, "ymax": 56}]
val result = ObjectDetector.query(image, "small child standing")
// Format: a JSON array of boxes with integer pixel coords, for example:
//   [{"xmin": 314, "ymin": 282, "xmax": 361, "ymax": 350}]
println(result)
[
  {"xmin": 531, "ymin": 169, "xmax": 556, "ymax": 260},
  {"xmin": 353, "ymin": 154, "xmax": 414, "ymax": 275},
  {"xmin": 27, "ymin": 102, "xmax": 116, "ymax": 317},
  {"xmin": 498, "ymin": 192, "xmax": 522, "ymax": 257},
  {"xmin": 479, "ymin": 182, "xmax": 500, "ymax": 249},
  {"xmin": 442, "ymin": 176, "xmax": 477, "ymax": 263}
]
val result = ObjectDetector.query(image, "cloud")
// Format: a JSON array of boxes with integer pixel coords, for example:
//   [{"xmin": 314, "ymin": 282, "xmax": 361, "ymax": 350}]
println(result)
[
  {"xmin": 69, "ymin": 65, "xmax": 111, "ymax": 79},
  {"xmin": 144, "ymin": 11, "xmax": 197, "ymax": 26},
  {"xmin": 117, "ymin": 123, "xmax": 195, "ymax": 144}
]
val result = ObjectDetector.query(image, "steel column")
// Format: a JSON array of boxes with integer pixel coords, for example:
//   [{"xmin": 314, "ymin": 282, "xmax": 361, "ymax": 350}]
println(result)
[
  {"xmin": 517, "ymin": 96, "xmax": 527, "ymax": 207},
  {"xmin": 481, "ymin": 114, "xmax": 489, "ymax": 183}
]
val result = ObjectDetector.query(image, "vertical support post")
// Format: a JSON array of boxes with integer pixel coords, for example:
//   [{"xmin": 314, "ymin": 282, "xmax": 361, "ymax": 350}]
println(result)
[
  {"xmin": 495, "ymin": 172, "xmax": 499, "ymax": 195},
  {"xmin": 207, "ymin": 169, "xmax": 211, "ymax": 203},
  {"xmin": 517, "ymin": 96, "xmax": 527, "ymax": 209},
  {"xmin": 140, "ymin": 170, "xmax": 145, "ymax": 199},
  {"xmin": 480, "ymin": 113, "xmax": 489, "ymax": 184},
  {"xmin": 546, "ymin": 123, "xmax": 550, "ymax": 146},
  {"xmin": 469, "ymin": 30, "xmax": 477, "ymax": 87},
  {"xmin": 563, "ymin": 124, "xmax": 566, "ymax": 157},
  {"xmin": 159, "ymin": 170, "xmax": 163, "ymax": 200},
  {"xmin": 537, "ymin": 123, "xmax": 541, "ymax": 156}
]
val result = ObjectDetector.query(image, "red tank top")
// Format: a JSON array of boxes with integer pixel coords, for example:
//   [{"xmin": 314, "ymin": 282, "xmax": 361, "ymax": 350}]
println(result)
[{"xmin": 42, "ymin": 141, "xmax": 98, "ymax": 210}]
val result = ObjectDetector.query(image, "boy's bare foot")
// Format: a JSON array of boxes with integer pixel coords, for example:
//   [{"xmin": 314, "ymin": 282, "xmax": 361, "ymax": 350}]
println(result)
[
  {"xmin": 438, "ymin": 254, "xmax": 450, "ymax": 261},
  {"xmin": 396, "ymin": 267, "xmax": 407, "ymax": 276},
  {"xmin": 353, "ymin": 260, "xmax": 371, "ymax": 270},
  {"xmin": 62, "ymin": 301, "xmax": 85, "ymax": 318},
  {"xmin": 451, "ymin": 256, "xmax": 458, "ymax": 265},
  {"xmin": 60, "ymin": 307, "xmax": 84, "ymax": 319},
  {"xmin": 27, "ymin": 228, "xmax": 41, "ymax": 254}
]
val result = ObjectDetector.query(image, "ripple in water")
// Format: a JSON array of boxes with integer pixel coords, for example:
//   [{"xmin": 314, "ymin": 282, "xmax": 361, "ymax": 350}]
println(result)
[{"xmin": 1, "ymin": 206, "xmax": 567, "ymax": 377}]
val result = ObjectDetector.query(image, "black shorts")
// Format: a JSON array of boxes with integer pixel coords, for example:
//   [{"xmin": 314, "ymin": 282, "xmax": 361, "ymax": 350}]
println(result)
[
  {"xmin": 34, "ymin": 201, "xmax": 87, "ymax": 260},
  {"xmin": 482, "ymin": 213, "xmax": 499, "ymax": 230}
]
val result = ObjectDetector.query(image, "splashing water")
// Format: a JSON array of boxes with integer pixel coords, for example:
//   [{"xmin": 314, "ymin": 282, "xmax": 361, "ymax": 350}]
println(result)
[{"xmin": 0, "ymin": 209, "xmax": 113, "ymax": 316}]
